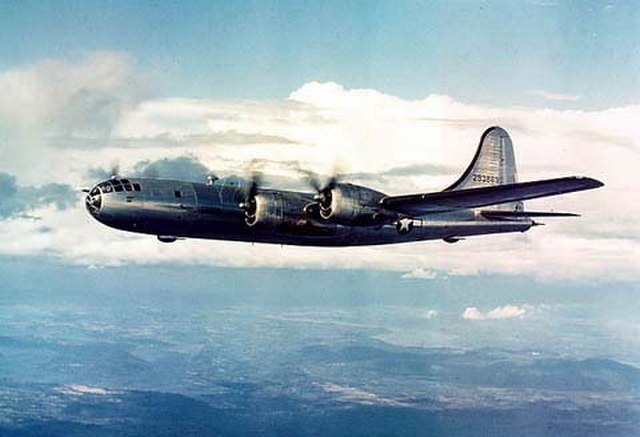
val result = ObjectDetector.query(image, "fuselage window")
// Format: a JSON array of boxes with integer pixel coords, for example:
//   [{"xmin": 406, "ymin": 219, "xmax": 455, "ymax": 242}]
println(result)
[
  {"xmin": 174, "ymin": 190, "xmax": 182, "ymax": 198},
  {"xmin": 133, "ymin": 183, "xmax": 141, "ymax": 192}
]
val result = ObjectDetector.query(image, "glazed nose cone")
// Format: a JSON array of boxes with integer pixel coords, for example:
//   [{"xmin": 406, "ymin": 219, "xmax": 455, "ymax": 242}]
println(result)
[{"xmin": 85, "ymin": 185, "xmax": 102, "ymax": 216}]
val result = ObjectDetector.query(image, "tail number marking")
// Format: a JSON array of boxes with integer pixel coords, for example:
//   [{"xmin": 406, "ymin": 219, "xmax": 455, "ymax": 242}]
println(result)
[{"xmin": 472, "ymin": 174, "xmax": 502, "ymax": 184}]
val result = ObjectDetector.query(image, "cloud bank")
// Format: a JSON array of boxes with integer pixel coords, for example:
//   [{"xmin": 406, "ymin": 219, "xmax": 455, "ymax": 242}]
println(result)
[
  {"xmin": 528, "ymin": 89, "xmax": 581, "ymax": 102},
  {"xmin": 0, "ymin": 53, "xmax": 638, "ymax": 281},
  {"xmin": 462, "ymin": 305, "xmax": 530, "ymax": 320},
  {"xmin": 402, "ymin": 269, "xmax": 439, "ymax": 280},
  {"xmin": 0, "ymin": 173, "xmax": 75, "ymax": 219},
  {"xmin": 321, "ymin": 383, "xmax": 407, "ymax": 407}
]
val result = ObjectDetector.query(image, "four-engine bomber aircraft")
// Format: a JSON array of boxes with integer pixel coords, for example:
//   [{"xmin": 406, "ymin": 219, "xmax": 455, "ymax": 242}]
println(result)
[{"xmin": 85, "ymin": 127, "xmax": 603, "ymax": 246}]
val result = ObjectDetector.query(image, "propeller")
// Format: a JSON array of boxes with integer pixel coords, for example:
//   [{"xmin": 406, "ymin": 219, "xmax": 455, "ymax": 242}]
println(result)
[
  {"xmin": 108, "ymin": 161, "xmax": 120, "ymax": 179},
  {"xmin": 238, "ymin": 161, "xmax": 264, "ymax": 219},
  {"xmin": 297, "ymin": 165, "xmax": 342, "ymax": 213}
]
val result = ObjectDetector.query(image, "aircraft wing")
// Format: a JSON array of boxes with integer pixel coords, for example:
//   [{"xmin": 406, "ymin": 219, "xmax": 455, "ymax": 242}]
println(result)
[{"xmin": 380, "ymin": 176, "xmax": 603, "ymax": 215}]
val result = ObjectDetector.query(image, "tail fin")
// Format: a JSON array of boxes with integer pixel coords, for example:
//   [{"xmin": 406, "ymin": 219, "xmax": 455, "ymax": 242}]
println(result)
[{"xmin": 445, "ymin": 126, "xmax": 522, "ymax": 211}]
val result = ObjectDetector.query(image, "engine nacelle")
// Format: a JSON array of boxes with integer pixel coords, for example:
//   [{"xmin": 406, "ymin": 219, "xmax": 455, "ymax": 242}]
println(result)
[
  {"xmin": 157, "ymin": 235, "xmax": 178, "ymax": 243},
  {"xmin": 319, "ymin": 184, "xmax": 390, "ymax": 225},
  {"xmin": 244, "ymin": 193, "xmax": 286, "ymax": 227}
]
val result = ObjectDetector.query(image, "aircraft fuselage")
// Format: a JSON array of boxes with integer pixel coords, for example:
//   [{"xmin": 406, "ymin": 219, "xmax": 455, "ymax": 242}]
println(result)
[{"xmin": 85, "ymin": 177, "xmax": 532, "ymax": 246}]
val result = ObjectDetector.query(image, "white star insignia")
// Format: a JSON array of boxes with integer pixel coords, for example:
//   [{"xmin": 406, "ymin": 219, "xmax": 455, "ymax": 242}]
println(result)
[{"xmin": 396, "ymin": 218, "xmax": 414, "ymax": 234}]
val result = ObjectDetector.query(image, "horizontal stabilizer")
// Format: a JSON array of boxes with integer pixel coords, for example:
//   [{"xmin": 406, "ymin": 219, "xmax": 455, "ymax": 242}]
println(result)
[
  {"xmin": 481, "ymin": 210, "xmax": 580, "ymax": 220},
  {"xmin": 381, "ymin": 176, "xmax": 603, "ymax": 215}
]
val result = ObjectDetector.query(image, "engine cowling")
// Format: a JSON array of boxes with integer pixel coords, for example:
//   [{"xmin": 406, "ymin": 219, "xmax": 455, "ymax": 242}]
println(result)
[
  {"xmin": 244, "ymin": 193, "xmax": 285, "ymax": 227},
  {"xmin": 244, "ymin": 192, "xmax": 337, "ymax": 236},
  {"xmin": 318, "ymin": 184, "xmax": 391, "ymax": 225}
]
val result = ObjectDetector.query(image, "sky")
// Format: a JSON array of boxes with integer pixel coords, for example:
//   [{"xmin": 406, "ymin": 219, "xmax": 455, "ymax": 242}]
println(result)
[
  {"xmin": 1, "ymin": 1, "xmax": 639, "ymax": 107},
  {"xmin": 0, "ymin": 1, "xmax": 638, "ymax": 283}
]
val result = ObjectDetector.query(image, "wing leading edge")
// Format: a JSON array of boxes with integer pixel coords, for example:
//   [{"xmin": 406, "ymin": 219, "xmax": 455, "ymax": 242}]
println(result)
[{"xmin": 381, "ymin": 176, "xmax": 603, "ymax": 215}]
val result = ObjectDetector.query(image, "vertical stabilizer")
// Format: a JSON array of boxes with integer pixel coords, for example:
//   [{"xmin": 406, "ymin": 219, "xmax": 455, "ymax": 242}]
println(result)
[{"xmin": 445, "ymin": 126, "xmax": 522, "ymax": 211}]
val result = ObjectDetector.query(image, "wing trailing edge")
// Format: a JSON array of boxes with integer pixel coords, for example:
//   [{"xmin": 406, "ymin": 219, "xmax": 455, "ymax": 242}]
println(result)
[
  {"xmin": 480, "ymin": 210, "xmax": 580, "ymax": 220},
  {"xmin": 381, "ymin": 176, "xmax": 603, "ymax": 215}
]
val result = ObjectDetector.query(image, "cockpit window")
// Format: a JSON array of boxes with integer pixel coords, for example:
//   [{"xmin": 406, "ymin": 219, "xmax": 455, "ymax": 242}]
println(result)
[
  {"xmin": 120, "ymin": 179, "xmax": 132, "ymax": 191},
  {"xmin": 96, "ymin": 179, "xmax": 140, "ymax": 194}
]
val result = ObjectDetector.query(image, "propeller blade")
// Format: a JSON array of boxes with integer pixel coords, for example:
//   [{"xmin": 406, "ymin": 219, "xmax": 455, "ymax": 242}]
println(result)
[
  {"xmin": 240, "ymin": 160, "xmax": 264, "ymax": 208},
  {"xmin": 326, "ymin": 175, "xmax": 339, "ymax": 190},
  {"xmin": 296, "ymin": 164, "xmax": 342, "ymax": 196},
  {"xmin": 247, "ymin": 173, "xmax": 261, "ymax": 200},
  {"xmin": 109, "ymin": 161, "xmax": 120, "ymax": 179},
  {"xmin": 298, "ymin": 168, "xmax": 322, "ymax": 193}
]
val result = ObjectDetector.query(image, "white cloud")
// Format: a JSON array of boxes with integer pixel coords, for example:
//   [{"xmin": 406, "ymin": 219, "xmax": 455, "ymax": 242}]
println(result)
[
  {"xmin": 402, "ymin": 268, "xmax": 438, "ymax": 279},
  {"xmin": 462, "ymin": 307, "xmax": 485, "ymax": 320},
  {"xmin": 423, "ymin": 309, "xmax": 438, "ymax": 319},
  {"xmin": 0, "ymin": 53, "xmax": 638, "ymax": 281},
  {"xmin": 462, "ymin": 305, "xmax": 530, "ymax": 320},
  {"xmin": 57, "ymin": 385, "xmax": 113, "ymax": 395},
  {"xmin": 486, "ymin": 305, "xmax": 529, "ymax": 319},
  {"xmin": 528, "ymin": 89, "xmax": 580, "ymax": 102},
  {"xmin": 0, "ymin": 51, "xmax": 149, "ymax": 184},
  {"xmin": 321, "ymin": 383, "xmax": 408, "ymax": 407}
]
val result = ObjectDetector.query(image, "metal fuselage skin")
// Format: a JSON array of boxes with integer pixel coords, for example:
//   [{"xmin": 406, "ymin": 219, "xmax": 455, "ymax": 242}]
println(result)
[{"xmin": 86, "ymin": 177, "xmax": 532, "ymax": 246}]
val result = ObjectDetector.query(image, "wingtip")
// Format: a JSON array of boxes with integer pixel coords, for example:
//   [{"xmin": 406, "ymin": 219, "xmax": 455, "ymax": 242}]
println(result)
[
  {"xmin": 572, "ymin": 176, "xmax": 604, "ymax": 189},
  {"xmin": 584, "ymin": 177, "xmax": 605, "ymax": 188}
]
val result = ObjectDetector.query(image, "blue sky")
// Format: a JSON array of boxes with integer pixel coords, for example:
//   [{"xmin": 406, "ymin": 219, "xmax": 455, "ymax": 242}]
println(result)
[{"xmin": 1, "ymin": 0, "xmax": 638, "ymax": 107}]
